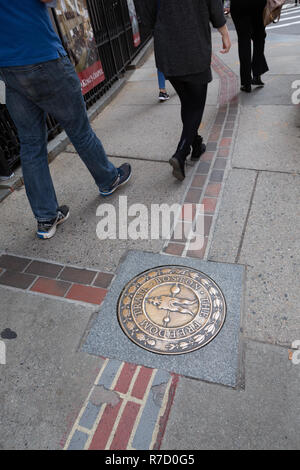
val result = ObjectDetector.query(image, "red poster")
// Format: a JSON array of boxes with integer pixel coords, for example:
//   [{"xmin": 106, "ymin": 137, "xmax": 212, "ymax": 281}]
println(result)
[{"xmin": 55, "ymin": 0, "xmax": 105, "ymax": 95}]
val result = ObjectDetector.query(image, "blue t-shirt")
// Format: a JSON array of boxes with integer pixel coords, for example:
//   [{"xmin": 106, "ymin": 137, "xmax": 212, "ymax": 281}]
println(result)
[{"xmin": 0, "ymin": 0, "xmax": 66, "ymax": 67}]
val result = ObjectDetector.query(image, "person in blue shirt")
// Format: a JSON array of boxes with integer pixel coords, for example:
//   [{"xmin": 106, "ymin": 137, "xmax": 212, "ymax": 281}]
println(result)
[{"xmin": 0, "ymin": 0, "xmax": 132, "ymax": 239}]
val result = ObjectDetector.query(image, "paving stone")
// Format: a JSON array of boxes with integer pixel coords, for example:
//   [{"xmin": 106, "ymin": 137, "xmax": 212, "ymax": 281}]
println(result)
[
  {"xmin": 191, "ymin": 175, "xmax": 207, "ymax": 188},
  {"xmin": 205, "ymin": 183, "xmax": 222, "ymax": 197},
  {"xmin": 25, "ymin": 260, "xmax": 63, "ymax": 278},
  {"xmin": 132, "ymin": 370, "xmax": 172, "ymax": 450},
  {"xmin": 0, "ymin": 270, "xmax": 36, "ymax": 289},
  {"xmin": 83, "ymin": 251, "xmax": 245, "ymax": 387},
  {"xmin": 96, "ymin": 359, "xmax": 123, "ymax": 387},
  {"xmin": 114, "ymin": 363, "xmax": 137, "ymax": 394},
  {"xmin": 93, "ymin": 272, "xmax": 114, "ymax": 289},
  {"xmin": 66, "ymin": 284, "xmax": 107, "ymax": 305},
  {"xmin": 89, "ymin": 399, "xmax": 123, "ymax": 450},
  {"xmin": 196, "ymin": 161, "xmax": 211, "ymax": 175},
  {"xmin": 232, "ymin": 105, "xmax": 300, "ymax": 173},
  {"xmin": 213, "ymin": 158, "xmax": 227, "ymax": 170},
  {"xmin": 59, "ymin": 266, "xmax": 97, "ymax": 285},
  {"xmin": 217, "ymin": 148, "xmax": 230, "ymax": 158},
  {"xmin": 161, "ymin": 341, "xmax": 300, "ymax": 450},
  {"xmin": 163, "ymin": 243, "xmax": 185, "ymax": 256},
  {"xmin": 30, "ymin": 277, "xmax": 71, "ymax": 297},
  {"xmin": 109, "ymin": 401, "xmax": 141, "ymax": 450},
  {"xmin": 0, "ymin": 287, "xmax": 99, "ymax": 449},
  {"xmin": 186, "ymin": 237, "xmax": 208, "ymax": 259},
  {"xmin": 210, "ymin": 170, "xmax": 224, "ymax": 182},
  {"xmin": 202, "ymin": 197, "xmax": 217, "ymax": 214},
  {"xmin": 67, "ymin": 430, "xmax": 89, "ymax": 450},
  {"xmin": 180, "ymin": 203, "xmax": 197, "ymax": 222},
  {"xmin": 209, "ymin": 169, "xmax": 257, "ymax": 264},
  {"xmin": 0, "ymin": 254, "xmax": 31, "ymax": 272},
  {"xmin": 79, "ymin": 402, "xmax": 101, "ymax": 430},
  {"xmin": 131, "ymin": 366, "xmax": 154, "ymax": 400},
  {"xmin": 185, "ymin": 188, "xmax": 202, "ymax": 204}
]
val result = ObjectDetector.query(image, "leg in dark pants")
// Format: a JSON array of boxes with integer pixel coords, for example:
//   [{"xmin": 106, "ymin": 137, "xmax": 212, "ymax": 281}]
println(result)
[
  {"xmin": 231, "ymin": 3, "xmax": 268, "ymax": 87},
  {"xmin": 231, "ymin": 8, "xmax": 253, "ymax": 86},
  {"xmin": 168, "ymin": 76, "xmax": 208, "ymax": 180},
  {"xmin": 169, "ymin": 77, "xmax": 208, "ymax": 150},
  {"xmin": 251, "ymin": 9, "xmax": 269, "ymax": 79}
]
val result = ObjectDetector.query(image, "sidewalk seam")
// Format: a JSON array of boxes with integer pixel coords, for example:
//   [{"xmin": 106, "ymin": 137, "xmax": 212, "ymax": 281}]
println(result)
[{"xmin": 234, "ymin": 171, "xmax": 259, "ymax": 264}]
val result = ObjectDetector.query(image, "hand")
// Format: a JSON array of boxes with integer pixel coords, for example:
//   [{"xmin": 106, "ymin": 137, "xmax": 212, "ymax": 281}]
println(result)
[{"xmin": 220, "ymin": 33, "xmax": 231, "ymax": 54}]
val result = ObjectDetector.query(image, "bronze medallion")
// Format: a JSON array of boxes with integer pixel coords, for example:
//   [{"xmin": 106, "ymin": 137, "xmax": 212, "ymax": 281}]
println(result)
[{"xmin": 117, "ymin": 266, "xmax": 226, "ymax": 355}]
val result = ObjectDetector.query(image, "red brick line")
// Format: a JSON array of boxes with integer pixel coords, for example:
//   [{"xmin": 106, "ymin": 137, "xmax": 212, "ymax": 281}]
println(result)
[
  {"xmin": 109, "ymin": 401, "xmax": 141, "ymax": 450},
  {"xmin": 163, "ymin": 53, "xmax": 239, "ymax": 260},
  {"xmin": 0, "ymin": 253, "xmax": 113, "ymax": 305},
  {"xmin": 153, "ymin": 374, "xmax": 180, "ymax": 450},
  {"xmin": 89, "ymin": 400, "xmax": 123, "ymax": 450},
  {"xmin": 114, "ymin": 363, "xmax": 138, "ymax": 394},
  {"xmin": 86, "ymin": 364, "xmax": 155, "ymax": 450}
]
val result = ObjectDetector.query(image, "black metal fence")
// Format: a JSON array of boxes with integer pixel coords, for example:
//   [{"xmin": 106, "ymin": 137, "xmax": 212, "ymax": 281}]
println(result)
[{"xmin": 0, "ymin": 0, "xmax": 151, "ymax": 175}]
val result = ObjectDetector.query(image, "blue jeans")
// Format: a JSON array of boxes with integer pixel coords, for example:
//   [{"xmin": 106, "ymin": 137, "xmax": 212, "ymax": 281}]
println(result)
[
  {"xmin": 0, "ymin": 56, "xmax": 118, "ymax": 221},
  {"xmin": 157, "ymin": 70, "xmax": 166, "ymax": 90}
]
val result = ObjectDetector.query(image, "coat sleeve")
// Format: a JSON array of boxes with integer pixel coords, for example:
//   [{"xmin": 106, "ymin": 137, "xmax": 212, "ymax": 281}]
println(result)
[
  {"xmin": 134, "ymin": 0, "xmax": 158, "ymax": 31},
  {"xmin": 207, "ymin": 0, "xmax": 227, "ymax": 28}
]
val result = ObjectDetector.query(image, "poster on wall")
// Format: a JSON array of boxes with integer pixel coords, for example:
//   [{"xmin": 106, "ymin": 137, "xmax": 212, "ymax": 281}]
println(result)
[
  {"xmin": 127, "ymin": 0, "xmax": 141, "ymax": 47},
  {"xmin": 54, "ymin": 0, "xmax": 105, "ymax": 95}
]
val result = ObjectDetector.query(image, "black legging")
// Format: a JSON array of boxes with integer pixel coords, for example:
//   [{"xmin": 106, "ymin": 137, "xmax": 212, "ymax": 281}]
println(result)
[
  {"xmin": 230, "ymin": 0, "xmax": 269, "ymax": 86},
  {"xmin": 168, "ymin": 75, "xmax": 208, "ymax": 151}
]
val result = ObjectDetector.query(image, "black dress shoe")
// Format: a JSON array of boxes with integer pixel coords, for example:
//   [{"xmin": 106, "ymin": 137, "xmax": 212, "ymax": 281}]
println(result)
[
  {"xmin": 252, "ymin": 76, "xmax": 265, "ymax": 87},
  {"xmin": 240, "ymin": 84, "xmax": 252, "ymax": 93},
  {"xmin": 191, "ymin": 135, "xmax": 206, "ymax": 161}
]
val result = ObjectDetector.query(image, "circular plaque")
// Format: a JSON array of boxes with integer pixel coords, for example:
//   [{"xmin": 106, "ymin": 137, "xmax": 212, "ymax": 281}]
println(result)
[{"xmin": 117, "ymin": 266, "xmax": 226, "ymax": 355}]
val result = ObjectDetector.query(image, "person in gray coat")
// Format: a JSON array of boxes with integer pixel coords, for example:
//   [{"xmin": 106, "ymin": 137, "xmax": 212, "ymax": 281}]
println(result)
[{"xmin": 136, "ymin": 0, "xmax": 231, "ymax": 180}]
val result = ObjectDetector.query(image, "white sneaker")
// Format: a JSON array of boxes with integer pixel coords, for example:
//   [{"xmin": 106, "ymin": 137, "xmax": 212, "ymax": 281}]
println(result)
[{"xmin": 0, "ymin": 172, "xmax": 14, "ymax": 181}]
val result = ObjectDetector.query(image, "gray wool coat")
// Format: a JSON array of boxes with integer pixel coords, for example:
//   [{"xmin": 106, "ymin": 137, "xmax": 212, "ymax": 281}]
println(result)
[{"xmin": 135, "ymin": 0, "xmax": 226, "ymax": 78}]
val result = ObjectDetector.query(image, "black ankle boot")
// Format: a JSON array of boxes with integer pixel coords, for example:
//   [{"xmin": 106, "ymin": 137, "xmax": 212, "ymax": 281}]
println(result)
[
  {"xmin": 191, "ymin": 135, "xmax": 206, "ymax": 161},
  {"xmin": 169, "ymin": 147, "xmax": 190, "ymax": 181},
  {"xmin": 240, "ymin": 84, "xmax": 252, "ymax": 93},
  {"xmin": 251, "ymin": 76, "xmax": 264, "ymax": 87}
]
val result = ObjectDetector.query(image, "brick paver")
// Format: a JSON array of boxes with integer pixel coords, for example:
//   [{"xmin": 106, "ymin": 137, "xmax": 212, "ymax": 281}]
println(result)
[
  {"xmin": 0, "ymin": 254, "xmax": 31, "ymax": 272},
  {"xmin": 0, "ymin": 253, "xmax": 111, "ymax": 306},
  {"xmin": 66, "ymin": 284, "xmax": 107, "ymax": 305},
  {"xmin": 0, "ymin": 270, "xmax": 36, "ymax": 289},
  {"xmin": 25, "ymin": 260, "xmax": 63, "ymax": 278},
  {"xmin": 30, "ymin": 277, "xmax": 71, "ymax": 297}
]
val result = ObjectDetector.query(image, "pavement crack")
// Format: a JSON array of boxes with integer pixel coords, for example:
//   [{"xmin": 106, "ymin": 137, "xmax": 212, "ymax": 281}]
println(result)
[{"xmin": 235, "ymin": 171, "xmax": 259, "ymax": 264}]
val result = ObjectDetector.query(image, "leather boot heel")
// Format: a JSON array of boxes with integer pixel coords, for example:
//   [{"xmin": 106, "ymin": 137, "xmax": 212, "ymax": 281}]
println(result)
[
  {"xmin": 169, "ymin": 147, "xmax": 190, "ymax": 181},
  {"xmin": 191, "ymin": 135, "xmax": 206, "ymax": 161}
]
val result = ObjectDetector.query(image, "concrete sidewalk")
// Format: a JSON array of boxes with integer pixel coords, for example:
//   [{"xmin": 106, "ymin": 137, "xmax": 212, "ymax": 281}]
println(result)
[{"xmin": 0, "ymin": 22, "xmax": 299, "ymax": 450}]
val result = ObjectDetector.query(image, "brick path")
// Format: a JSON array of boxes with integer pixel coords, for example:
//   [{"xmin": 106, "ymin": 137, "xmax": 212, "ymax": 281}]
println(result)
[
  {"xmin": 0, "ymin": 51, "xmax": 239, "ymax": 450},
  {"xmin": 0, "ymin": 253, "xmax": 113, "ymax": 305}
]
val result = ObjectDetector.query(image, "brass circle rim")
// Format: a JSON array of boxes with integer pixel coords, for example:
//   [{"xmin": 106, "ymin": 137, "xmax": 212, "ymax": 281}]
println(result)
[{"xmin": 117, "ymin": 265, "xmax": 227, "ymax": 355}]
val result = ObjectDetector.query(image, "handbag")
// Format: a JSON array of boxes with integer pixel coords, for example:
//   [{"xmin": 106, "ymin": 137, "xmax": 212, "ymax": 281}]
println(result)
[{"xmin": 263, "ymin": 0, "xmax": 287, "ymax": 27}]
